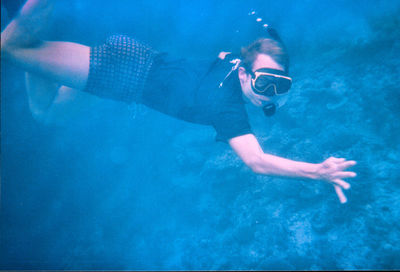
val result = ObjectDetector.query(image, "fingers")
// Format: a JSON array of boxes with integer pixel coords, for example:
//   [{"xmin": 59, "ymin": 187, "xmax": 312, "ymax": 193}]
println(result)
[
  {"xmin": 338, "ymin": 160, "xmax": 357, "ymax": 169},
  {"xmin": 331, "ymin": 157, "xmax": 345, "ymax": 162},
  {"xmin": 334, "ymin": 185, "xmax": 347, "ymax": 204},
  {"xmin": 330, "ymin": 157, "xmax": 357, "ymax": 168},
  {"xmin": 333, "ymin": 178, "xmax": 350, "ymax": 190},
  {"xmin": 334, "ymin": 171, "xmax": 357, "ymax": 179},
  {"xmin": 327, "ymin": 157, "xmax": 354, "ymax": 203},
  {"xmin": 323, "ymin": 157, "xmax": 356, "ymax": 202}
]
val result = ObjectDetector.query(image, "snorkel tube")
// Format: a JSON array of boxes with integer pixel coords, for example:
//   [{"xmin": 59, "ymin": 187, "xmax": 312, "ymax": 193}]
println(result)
[
  {"xmin": 262, "ymin": 94, "xmax": 288, "ymax": 116},
  {"xmin": 250, "ymin": 13, "xmax": 291, "ymax": 117},
  {"xmin": 262, "ymin": 103, "xmax": 276, "ymax": 116},
  {"xmin": 219, "ymin": 11, "xmax": 291, "ymax": 117}
]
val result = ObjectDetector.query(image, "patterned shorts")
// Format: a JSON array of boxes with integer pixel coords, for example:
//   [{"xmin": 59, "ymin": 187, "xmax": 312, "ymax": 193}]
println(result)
[{"xmin": 83, "ymin": 35, "xmax": 158, "ymax": 103}]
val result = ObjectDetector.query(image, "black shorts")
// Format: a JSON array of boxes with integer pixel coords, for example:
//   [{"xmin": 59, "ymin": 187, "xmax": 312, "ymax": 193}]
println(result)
[{"xmin": 83, "ymin": 35, "xmax": 158, "ymax": 103}]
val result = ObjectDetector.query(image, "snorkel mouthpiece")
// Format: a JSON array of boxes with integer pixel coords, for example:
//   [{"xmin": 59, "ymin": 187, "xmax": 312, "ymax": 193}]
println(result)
[{"xmin": 262, "ymin": 103, "xmax": 276, "ymax": 116}]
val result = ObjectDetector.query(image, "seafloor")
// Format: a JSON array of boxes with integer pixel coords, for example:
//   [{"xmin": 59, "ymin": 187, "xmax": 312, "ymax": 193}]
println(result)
[{"xmin": 1, "ymin": 0, "xmax": 399, "ymax": 270}]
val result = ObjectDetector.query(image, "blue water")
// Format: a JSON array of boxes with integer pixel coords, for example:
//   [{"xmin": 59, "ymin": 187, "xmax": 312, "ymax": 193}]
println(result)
[{"xmin": 1, "ymin": 0, "xmax": 399, "ymax": 270}]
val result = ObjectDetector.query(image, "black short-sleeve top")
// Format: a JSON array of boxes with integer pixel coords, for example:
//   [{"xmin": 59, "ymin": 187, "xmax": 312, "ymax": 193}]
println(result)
[{"xmin": 142, "ymin": 53, "xmax": 252, "ymax": 142}]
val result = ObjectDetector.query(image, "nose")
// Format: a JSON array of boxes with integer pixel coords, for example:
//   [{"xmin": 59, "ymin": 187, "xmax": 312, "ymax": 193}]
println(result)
[
  {"xmin": 265, "ymin": 84, "xmax": 277, "ymax": 97},
  {"xmin": 256, "ymin": 94, "xmax": 271, "ymax": 105}
]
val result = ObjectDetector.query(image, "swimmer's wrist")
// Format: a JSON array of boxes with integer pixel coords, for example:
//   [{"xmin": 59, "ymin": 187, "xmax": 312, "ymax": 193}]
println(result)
[{"xmin": 303, "ymin": 163, "xmax": 320, "ymax": 180}]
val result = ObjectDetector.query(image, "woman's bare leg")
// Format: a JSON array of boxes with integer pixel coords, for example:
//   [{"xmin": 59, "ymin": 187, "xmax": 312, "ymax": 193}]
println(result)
[
  {"xmin": 1, "ymin": 0, "xmax": 90, "ymax": 90},
  {"xmin": 25, "ymin": 72, "xmax": 59, "ymax": 117},
  {"xmin": 25, "ymin": 70, "xmax": 80, "ymax": 123}
]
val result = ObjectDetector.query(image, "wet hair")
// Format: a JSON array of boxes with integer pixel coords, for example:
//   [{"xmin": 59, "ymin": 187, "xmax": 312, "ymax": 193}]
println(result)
[{"xmin": 240, "ymin": 38, "xmax": 289, "ymax": 74}]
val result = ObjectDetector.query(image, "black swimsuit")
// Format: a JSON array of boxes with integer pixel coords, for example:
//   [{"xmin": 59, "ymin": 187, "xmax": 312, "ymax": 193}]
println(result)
[{"xmin": 84, "ymin": 35, "xmax": 252, "ymax": 142}]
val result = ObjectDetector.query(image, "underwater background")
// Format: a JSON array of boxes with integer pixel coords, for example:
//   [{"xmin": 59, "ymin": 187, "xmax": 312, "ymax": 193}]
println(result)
[{"xmin": 1, "ymin": 0, "xmax": 399, "ymax": 270}]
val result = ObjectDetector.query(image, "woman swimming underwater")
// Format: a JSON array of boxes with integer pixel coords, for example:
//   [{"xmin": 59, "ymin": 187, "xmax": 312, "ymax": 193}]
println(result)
[{"xmin": 1, "ymin": 0, "xmax": 357, "ymax": 203}]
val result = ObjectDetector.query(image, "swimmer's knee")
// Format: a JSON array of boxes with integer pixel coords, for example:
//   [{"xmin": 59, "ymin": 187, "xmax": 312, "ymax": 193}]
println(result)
[{"xmin": 1, "ymin": 21, "xmax": 37, "ymax": 56}]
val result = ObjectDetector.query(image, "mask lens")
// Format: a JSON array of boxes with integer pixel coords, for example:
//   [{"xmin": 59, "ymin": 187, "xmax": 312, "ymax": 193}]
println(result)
[
  {"xmin": 264, "ymin": 84, "xmax": 276, "ymax": 96},
  {"xmin": 254, "ymin": 75, "xmax": 276, "ymax": 95},
  {"xmin": 252, "ymin": 71, "xmax": 292, "ymax": 96},
  {"xmin": 276, "ymin": 78, "xmax": 292, "ymax": 94}
]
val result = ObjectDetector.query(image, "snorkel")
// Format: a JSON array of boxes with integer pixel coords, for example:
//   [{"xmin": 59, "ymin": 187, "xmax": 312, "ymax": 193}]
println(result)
[
  {"xmin": 262, "ymin": 93, "xmax": 289, "ymax": 116},
  {"xmin": 246, "ymin": 12, "xmax": 291, "ymax": 117},
  {"xmin": 262, "ymin": 103, "xmax": 276, "ymax": 116}
]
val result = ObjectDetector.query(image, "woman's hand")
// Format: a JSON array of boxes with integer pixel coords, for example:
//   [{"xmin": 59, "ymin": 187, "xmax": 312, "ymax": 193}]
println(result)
[{"xmin": 316, "ymin": 157, "xmax": 357, "ymax": 203}]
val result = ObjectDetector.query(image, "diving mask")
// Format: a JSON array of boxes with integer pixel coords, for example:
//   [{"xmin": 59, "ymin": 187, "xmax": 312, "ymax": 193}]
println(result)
[{"xmin": 250, "ymin": 68, "xmax": 292, "ymax": 97}]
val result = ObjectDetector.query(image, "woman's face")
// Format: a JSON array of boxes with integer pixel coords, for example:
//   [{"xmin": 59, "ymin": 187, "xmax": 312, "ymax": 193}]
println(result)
[{"xmin": 238, "ymin": 53, "xmax": 285, "ymax": 107}]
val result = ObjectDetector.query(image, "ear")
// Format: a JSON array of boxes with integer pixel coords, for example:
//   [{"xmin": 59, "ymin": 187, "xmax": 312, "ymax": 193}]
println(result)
[{"xmin": 238, "ymin": 67, "xmax": 250, "ymax": 84}]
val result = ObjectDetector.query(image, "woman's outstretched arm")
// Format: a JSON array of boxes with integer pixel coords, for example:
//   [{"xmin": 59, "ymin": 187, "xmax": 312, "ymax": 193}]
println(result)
[{"xmin": 229, "ymin": 134, "xmax": 357, "ymax": 203}]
